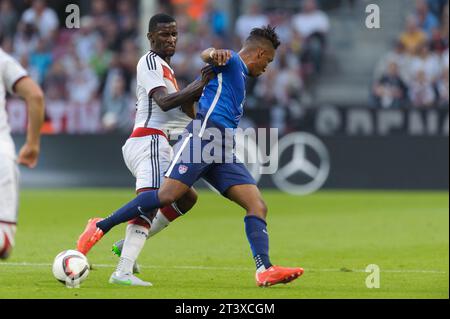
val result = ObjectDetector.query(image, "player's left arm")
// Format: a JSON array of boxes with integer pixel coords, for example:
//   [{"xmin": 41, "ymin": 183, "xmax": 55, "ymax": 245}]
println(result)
[{"xmin": 14, "ymin": 77, "xmax": 45, "ymax": 168}]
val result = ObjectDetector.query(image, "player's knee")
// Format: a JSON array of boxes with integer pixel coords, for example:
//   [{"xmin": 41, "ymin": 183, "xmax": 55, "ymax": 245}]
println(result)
[
  {"xmin": 181, "ymin": 189, "xmax": 198, "ymax": 212},
  {"xmin": 158, "ymin": 192, "xmax": 177, "ymax": 207},
  {"xmin": 248, "ymin": 200, "xmax": 268, "ymax": 220},
  {"xmin": 259, "ymin": 201, "xmax": 268, "ymax": 219}
]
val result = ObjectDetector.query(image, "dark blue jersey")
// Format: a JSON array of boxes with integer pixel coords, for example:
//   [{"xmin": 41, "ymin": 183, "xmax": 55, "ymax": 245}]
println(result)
[{"xmin": 197, "ymin": 51, "xmax": 249, "ymax": 132}]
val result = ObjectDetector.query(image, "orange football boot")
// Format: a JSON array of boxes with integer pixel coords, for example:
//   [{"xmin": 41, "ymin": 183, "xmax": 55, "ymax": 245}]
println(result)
[
  {"xmin": 76, "ymin": 218, "xmax": 104, "ymax": 255},
  {"xmin": 256, "ymin": 265, "xmax": 304, "ymax": 287}
]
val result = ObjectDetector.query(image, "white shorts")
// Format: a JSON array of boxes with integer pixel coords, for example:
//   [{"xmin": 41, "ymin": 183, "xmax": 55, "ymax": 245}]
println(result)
[
  {"xmin": 0, "ymin": 154, "xmax": 19, "ymax": 224},
  {"xmin": 122, "ymin": 134, "xmax": 173, "ymax": 191}
]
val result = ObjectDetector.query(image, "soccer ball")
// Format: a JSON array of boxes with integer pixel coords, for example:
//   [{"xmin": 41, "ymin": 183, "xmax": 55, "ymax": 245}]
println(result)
[{"xmin": 52, "ymin": 250, "xmax": 90, "ymax": 288}]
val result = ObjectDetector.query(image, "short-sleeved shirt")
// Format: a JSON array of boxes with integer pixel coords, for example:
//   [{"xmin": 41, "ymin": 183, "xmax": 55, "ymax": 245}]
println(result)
[
  {"xmin": 0, "ymin": 48, "xmax": 28, "ymax": 159},
  {"xmin": 134, "ymin": 50, "xmax": 191, "ymax": 135},
  {"xmin": 197, "ymin": 50, "xmax": 249, "ymax": 133}
]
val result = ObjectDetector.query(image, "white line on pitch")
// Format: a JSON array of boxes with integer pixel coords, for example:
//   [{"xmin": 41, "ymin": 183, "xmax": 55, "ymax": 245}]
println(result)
[{"xmin": 0, "ymin": 262, "xmax": 447, "ymax": 274}]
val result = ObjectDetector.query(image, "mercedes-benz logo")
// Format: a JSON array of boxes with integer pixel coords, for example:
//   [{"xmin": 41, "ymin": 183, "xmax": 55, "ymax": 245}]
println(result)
[{"xmin": 272, "ymin": 132, "xmax": 330, "ymax": 195}]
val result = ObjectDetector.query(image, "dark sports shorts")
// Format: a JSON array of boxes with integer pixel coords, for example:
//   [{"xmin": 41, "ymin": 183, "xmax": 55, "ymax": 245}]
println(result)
[{"xmin": 165, "ymin": 119, "xmax": 256, "ymax": 195}]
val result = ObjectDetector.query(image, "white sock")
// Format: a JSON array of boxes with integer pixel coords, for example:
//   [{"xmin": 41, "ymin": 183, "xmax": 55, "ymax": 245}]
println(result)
[
  {"xmin": 116, "ymin": 223, "xmax": 149, "ymax": 275},
  {"xmin": 256, "ymin": 265, "xmax": 267, "ymax": 273},
  {"xmin": 147, "ymin": 210, "xmax": 170, "ymax": 238}
]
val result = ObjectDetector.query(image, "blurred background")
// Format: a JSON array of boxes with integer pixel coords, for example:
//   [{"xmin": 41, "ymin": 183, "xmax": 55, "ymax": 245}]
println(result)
[{"xmin": 1, "ymin": 0, "xmax": 448, "ymax": 192}]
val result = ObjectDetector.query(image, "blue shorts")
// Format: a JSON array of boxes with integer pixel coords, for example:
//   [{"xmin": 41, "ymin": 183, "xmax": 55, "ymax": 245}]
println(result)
[{"xmin": 165, "ymin": 119, "xmax": 256, "ymax": 195}]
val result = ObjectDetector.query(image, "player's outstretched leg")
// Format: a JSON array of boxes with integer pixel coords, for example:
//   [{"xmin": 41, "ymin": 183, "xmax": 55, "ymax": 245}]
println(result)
[
  {"xmin": 76, "ymin": 178, "xmax": 190, "ymax": 255},
  {"xmin": 225, "ymin": 184, "xmax": 304, "ymax": 287},
  {"xmin": 111, "ymin": 188, "xmax": 198, "ymax": 284}
]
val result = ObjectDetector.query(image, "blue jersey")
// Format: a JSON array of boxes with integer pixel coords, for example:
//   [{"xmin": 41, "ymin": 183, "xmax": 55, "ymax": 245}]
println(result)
[{"xmin": 197, "ymin": 50, "xmax": 249, "ymax": 130}]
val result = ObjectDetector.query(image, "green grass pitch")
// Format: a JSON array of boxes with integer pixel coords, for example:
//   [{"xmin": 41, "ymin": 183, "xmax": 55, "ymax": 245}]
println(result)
[{"xmin": 0, "ymin": 189, "xmax": 448, "ymax": 299}]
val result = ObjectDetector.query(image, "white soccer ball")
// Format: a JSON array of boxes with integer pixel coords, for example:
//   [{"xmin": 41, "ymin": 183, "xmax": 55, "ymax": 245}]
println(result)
[{"xmin": 52, "ymin": 250, "xmax": 90, "ymax": 288}]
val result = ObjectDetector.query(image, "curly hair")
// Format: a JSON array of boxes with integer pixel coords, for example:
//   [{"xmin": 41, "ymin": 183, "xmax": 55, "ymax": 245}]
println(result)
[{"xmin": 246, "ymin": 25, "xmax": 281, "ymax": 49}]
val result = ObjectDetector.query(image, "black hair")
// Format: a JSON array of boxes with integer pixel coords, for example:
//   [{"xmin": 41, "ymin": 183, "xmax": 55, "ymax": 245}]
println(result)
[
  {"xmin": 148, "ymin": 13, "xmax": 176, "ymax": 33},
  {"xmin": 246, "ymin": 25, "xmax": 281, "ymax": 49}
]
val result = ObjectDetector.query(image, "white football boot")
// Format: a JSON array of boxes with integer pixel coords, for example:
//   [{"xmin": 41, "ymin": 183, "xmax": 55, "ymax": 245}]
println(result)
[{"xmin": 109, "ymin": 272, "xmax": 152, "ymax": 287}]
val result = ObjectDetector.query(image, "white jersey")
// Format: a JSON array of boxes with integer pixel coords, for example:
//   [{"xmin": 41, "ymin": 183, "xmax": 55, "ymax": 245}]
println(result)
[
  {"xmin": 0, "ymin": 48, "xmax": 28, "ymax": 160},
  {"xmin": 135, "ymin": 51, "xmax": 191, "ymax": 136}
]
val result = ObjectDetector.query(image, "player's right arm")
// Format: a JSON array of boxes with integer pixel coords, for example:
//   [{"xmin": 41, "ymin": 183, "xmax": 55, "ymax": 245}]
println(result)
[
  {"xmin": 151, "ymin": 65, "xmax": 215, "ymax": 112},
  {"xmin": 14, "ymin": 77, "xmax": 45, "ymax": 168}
]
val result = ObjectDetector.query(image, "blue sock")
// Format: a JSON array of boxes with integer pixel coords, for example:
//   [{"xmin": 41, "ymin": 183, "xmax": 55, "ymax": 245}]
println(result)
[
  {"xmin": 244, "ymin": 215, "xmax": 272, "ymax": 271},
  {"xmin": 96, "ymin": 190, "xmax": 161, "ymax": 234}
]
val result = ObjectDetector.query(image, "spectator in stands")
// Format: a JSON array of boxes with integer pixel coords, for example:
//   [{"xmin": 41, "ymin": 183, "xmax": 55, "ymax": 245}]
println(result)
[
  {"xmin": 73, "ymin": 16, "xmax": 100, "ymax": 64},
  {"xmin": 59, "ymin": 41, "xmax": 79, "ymax": 79},
  {"xmin": 29, "ymin": 38, "xmax": 52, "ymax": 85},
  {"xmin": 116, "ymin": 0, "xmax": 138, "ymax": 44},
  {"xmin": 426, "ymin": 0, "xmax": 448, "ymax": 18},
  {"xmin": 171, "ymin": 0, "xmax": 208, "ymax": 21},
  {"xmin": 291, "ymin": 0, "xmax": 330, "ymax": 73},
  {"xmin": 117, "ymin": 13, "xmax": 138, "ymax": 43},
  {"xmin": 400, "ymin": 15, "xmax": 427, "ymax": 54},
  {"xmin": 101, "ymin": 72, "xmax": 131, "ymax": 133},
  {"xmin": 102, "ymin": 51, "xmax": 131, "ymax": 108},
  {"xmin": 441, "ymin": 1, "xmax": 449, "ymax": 41},
  {"xmin": 117, "ymin": 0, "xmax": 137, "ymax": 31},
  {"xmin": 91, "ymin": 0, "xmax": 114, "ymax": 32},
  {"xmin": 442, "ymin": 48, "xmax": 449, "ymax": 69},
  {"xmin": 0, "ymin": 0, "xmax": 19, "ymax": 40},
  {"xmin": 254, "ymin": 67, "xmax": 278, "ymax": 106},
  {"xmin": 429, "ymin": 27, "xmax": 448, "ymax": 54},
  {"xmin": 374, "ymin": 40, "xmax": 411, "ymax": 83},
  {"xmin": 272, "ymin": 45, "xmax": 303, "ymax": 107},
  {"xmin": 103, "ymin": 16, "xmax": 121, "ymax": 52},
  {"xmin": 0, "ymin": 36, "xmax": 14, "ymax": 55},
  {"xmin": 118, "ymin": 38, "xmax": 139, "ymax": 92},
  {"xmin": 202, "ymin": 1, "xmax": 229, "ymax": 37},
  {"xmin": 44, "ymin": 61, "xmax": 68, "ymax": 100},
  {"xmin": 409, "ymin": 70, "xmax": 436, "ymax": 107},
  {"xmin": 235, "ymin": 3, "xmax": 269, "ymax": 43},
  {"xmin": 66, "ymin": 55, "xmax": 99, "ymax": 105},
  {"xmin": 13, "ymin": 22, "xmax": 39, "ymax": 60},
  {"xmin": 372, "ymin": 61, "xmax": 408, "ymax": 108},
  {"xmin": 269, "ymin": 10, "xmax": 293, "ymax": 45},
  {"xmin": 20, "ymin": 0, "xmax": 59, "ymax": 42},
  {"xmin": 436, "ymin": 68, "xmax": 449, "ymax": 106},
  {"xmin": 292, "ymin": 0, "xmax": 330, "ymax": 39},
  {"xmin": 415, "ymin": 0, "xmax": 440, "ymax": 38},
  {"xmin": 89, "ymin": 38, "xmax": 113, "ymax": 82},
  {"xmin": 410, "ymin": 42, "xmax": 441, "ymax": 84}
]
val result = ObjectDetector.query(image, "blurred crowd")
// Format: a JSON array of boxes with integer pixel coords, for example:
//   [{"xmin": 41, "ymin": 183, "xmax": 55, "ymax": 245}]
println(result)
[
  {"xmin": 1, "ymin": 0, "xmax": 448, "ymax": 135},
  {"xmin": 372, "ymin": 0, "xmax": 449, "ymax": 108},
  {"xmin": 0, "ymin": 0, "xmax": 330, "ymax": 133},
  {"xmin": 167, "ymin": 0, "xmax": 329, "ymax": 113},
  {"xmin": 1, "ymin": 0, "xmax": 141, "ymax": 133}
]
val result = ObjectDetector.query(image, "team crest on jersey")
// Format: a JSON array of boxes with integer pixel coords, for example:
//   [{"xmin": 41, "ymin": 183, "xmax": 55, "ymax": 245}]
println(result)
[{"xmin": 178, "ymin": 165, "xmax": 189, "ymax": 175}]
